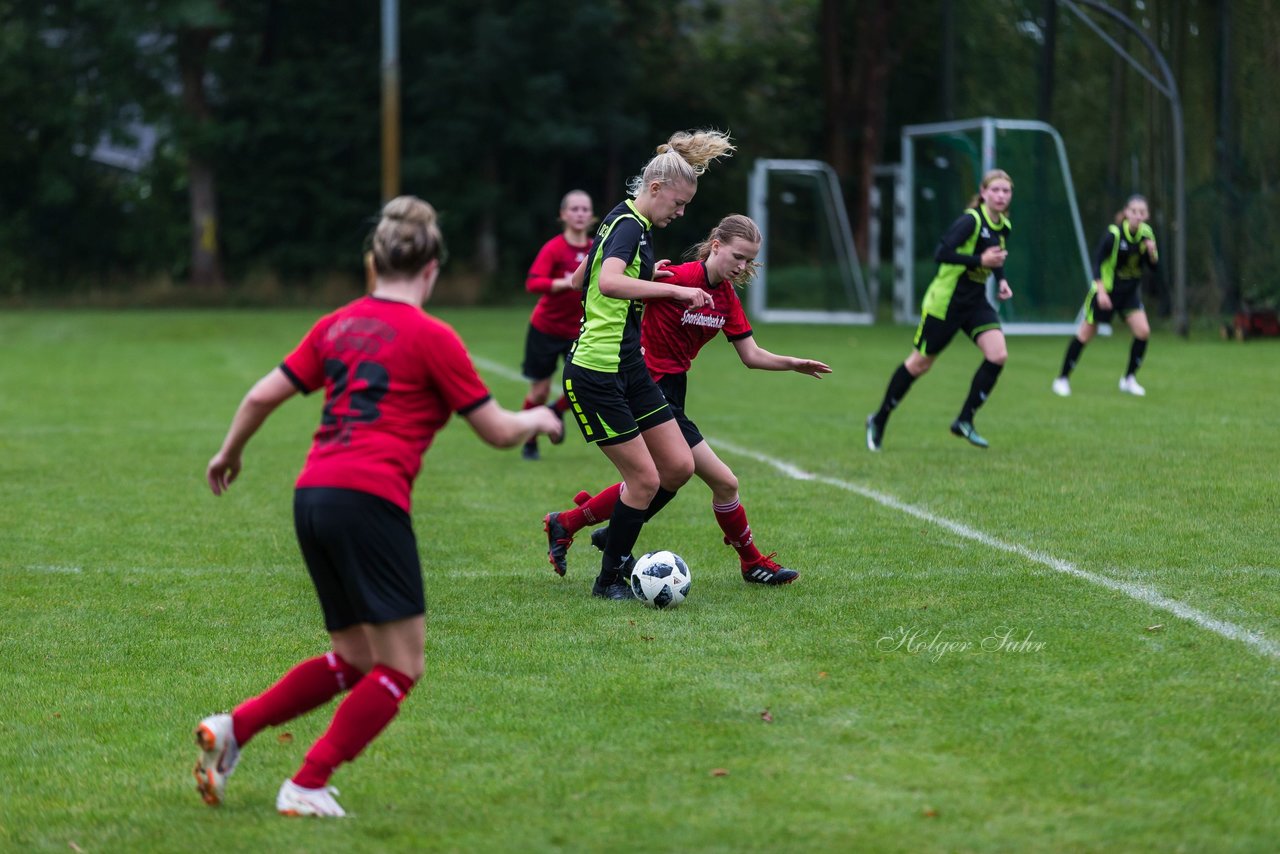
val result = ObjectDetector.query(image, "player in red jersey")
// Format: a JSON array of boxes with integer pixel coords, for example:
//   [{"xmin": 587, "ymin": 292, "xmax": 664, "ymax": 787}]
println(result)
[
  {"xmin": 193, "ymin": 196, "xmax": 561, "ymax": 818},
  {"xmin": 520, "ymin": 189, "xmax": 594, "ymax": 460},
  {"xmin": 544, "ymin": 214, "xmax": 830, "ymax": 585}
]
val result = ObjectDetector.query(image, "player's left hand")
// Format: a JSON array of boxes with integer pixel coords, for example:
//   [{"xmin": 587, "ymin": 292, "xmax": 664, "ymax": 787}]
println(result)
[
  {"xmin": 997, "ymin": 280, "xmax": 1013, "ymax": 301},
  {"xmin": 792, "ymin": 359, "xmax": 832, "ymax": 379},
  {"xmin": 652, "ymin": 259, "xmax": 674, "ymax": 280}
]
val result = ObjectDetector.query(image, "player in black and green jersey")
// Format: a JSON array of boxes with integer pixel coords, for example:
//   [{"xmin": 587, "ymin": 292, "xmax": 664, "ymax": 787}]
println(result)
[
  {"xmin": 1052, "ymin": 194, "xmax": 1158, "ymax": 397},
  {"xmin": 543, "ymin": 129, "xmax": 735, "ymax": 600},
  {"xmin": 866, "ymin": 169, "xmax": 1015, "ymax": 451}
]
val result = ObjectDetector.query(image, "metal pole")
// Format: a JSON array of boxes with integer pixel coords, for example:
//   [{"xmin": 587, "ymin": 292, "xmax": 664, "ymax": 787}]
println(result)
[
  {"xmin": 381, "ymin": 0, "xmax": 400, "ymax": 203},
  {"xmin": 1065, "ymin": 0, "xmax": 1187, "ymax": 335}
]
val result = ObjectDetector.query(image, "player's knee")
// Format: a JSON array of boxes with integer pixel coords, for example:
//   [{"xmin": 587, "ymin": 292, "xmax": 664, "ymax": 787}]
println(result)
[{"xmin": 665, "ymin": 457, "xmax": 695, "ymax": 488}]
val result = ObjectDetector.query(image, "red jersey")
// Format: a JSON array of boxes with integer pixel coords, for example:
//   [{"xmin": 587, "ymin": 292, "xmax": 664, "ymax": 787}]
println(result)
[
  {"xmin": 526, "ymin": 233, "xmax": 591, "ymax": 340},
  {"xmin": 281, "ymin": 295, "xmax": 491, "ymax": 512},
  {"xmin": 641, "ymin": 261, "xmax": 753, "ymax": 380}
]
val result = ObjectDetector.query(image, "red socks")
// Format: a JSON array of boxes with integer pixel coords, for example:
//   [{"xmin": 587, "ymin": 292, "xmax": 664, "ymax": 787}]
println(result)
[
  {"xmin": 231, "ymin": 652, "xmax": 364, "ymax": 747},
  {"xmin": 559, "ymin": 482, "xmax": 623, "ymax": 533},
  {"xmin": 292, "ymin": 664, "xmax": 415, "ymax": 790},
  {"xmin": 551, "ymin": 396, "xmax": 569, "ymax": 415},
  {"xmin": 714, "ymin": 499, "xmax": 763, "ymax": 565}
]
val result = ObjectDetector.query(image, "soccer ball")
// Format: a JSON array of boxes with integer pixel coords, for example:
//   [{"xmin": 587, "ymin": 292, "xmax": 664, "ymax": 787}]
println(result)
[{"xmin": 629, "ymin": 550, "xmax": 691, "ymax": 609}]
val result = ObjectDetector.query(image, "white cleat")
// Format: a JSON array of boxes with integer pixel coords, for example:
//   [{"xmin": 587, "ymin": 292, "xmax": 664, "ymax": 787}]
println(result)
[
  {"xmin": 194, "ymin": 713, "xmax": 241, "ymax": 807},
  {"xmin": 1051, "ymin": 377, "xmax": 1071, "ymax": 397},
  {"xmin": 277, "ymin": 779, "xmax": 347, "ymax": 817},
  {"xmin": 1118, "ymin": 375, "xmax": 1146, "ymax": 396}
]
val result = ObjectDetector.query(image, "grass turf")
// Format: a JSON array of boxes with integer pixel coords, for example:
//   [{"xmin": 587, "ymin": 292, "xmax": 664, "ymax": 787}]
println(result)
[{"xmin": 0, "ymin": 307, "xmax": 1276, "ymax": 852}]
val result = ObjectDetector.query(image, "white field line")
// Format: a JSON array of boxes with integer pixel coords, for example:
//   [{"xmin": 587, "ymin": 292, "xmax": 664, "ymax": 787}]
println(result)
[
  {"xmin": 711, "ymin": 437, "xmax": 1280, "ymax": 660},
  {"xmin": 478, "ymin": 352, "xmax": 1278, "ymax": 658},
  {"xmin": 472, "ymin": 355, "xmax": 527, "ymax": 384}
]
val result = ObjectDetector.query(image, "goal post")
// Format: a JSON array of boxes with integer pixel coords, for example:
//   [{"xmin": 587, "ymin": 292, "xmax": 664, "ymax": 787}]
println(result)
[
  {"xmin": 901, "ymin": 118, "xmax": 1092, "ymax": 334},
  {"xmin": 746, "ymin": 159, "xmax": 874, "ymax": 324}
]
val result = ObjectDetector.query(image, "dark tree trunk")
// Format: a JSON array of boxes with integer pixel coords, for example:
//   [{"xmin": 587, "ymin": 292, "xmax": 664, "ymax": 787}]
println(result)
[
  {"xmin": 852, "ymin": 1, "xmax": 895, "ymax": 257},
  {"xmin": 178, "ymin": 27, "xmax": 223, "ymax": 288}
]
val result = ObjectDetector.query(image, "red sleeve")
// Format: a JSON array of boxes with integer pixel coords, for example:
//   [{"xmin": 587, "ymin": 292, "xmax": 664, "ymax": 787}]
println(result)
[
  {"xmin": 280, "ymin": 314, "xmax": 333, "ymax": 393},
  {"xmin": 423, "ymin": 319, "xmax": 492, "ymax": 414},
  {"xmin": 525, "ymin": 236, "xmax": 562, "ymax": 295},
  {"xmin": 721, "ymin": 286, "xmax": 753, "ymax": 340}
]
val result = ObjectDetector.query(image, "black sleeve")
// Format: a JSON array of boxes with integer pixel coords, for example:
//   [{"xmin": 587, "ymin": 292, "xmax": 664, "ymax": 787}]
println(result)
[
  {"xmin": 601, "ymin": 217, "xmax": 643, "ymax": 264},
  {"xmin": 933, "ymin": 214, "xmax": 981, "ymax": 267},
  {"xmin": 1090, "ymin": 231, "xmax": 1114, "ymax": 281}
]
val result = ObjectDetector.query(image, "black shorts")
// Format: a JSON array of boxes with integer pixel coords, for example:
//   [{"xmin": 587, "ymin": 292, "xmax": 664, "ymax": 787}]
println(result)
[
  {"xmin": 293, "ymin": 487, "xmax": 424, "ymax": 631},
  {"xmin": 655, "ymin": 372, "xmax": 704, "ymax": 448},
  {"xmin": 562, "ymin": 359, "xmax": 674, "ymax": 446},
  {"xmin": 522, "ymin": 324, "xmax": 576, "ymax": 382},
  {"xmin": 913, "ymin": 292, "xmax": 1002, "ymax": 357},
  {"xmin": 1084, "ymin": 280, "xmax": 1144, "ymax": 325}
]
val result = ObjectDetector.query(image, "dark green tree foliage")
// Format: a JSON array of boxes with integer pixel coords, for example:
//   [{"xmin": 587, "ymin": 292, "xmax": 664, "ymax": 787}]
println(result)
[
  {"xmin": 206, "ymin": 0, "xmax": 380, "ymax": 280},
  {"xmin": 0, "ymin": 0, "xmax": 176, "ymax": 292},
  {"xmin": 1, "ymin": 0, "xmax": 1277, "ymax": 312}
]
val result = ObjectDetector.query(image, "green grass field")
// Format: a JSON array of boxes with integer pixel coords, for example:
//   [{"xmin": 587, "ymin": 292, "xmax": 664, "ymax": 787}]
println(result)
[{"xmin": 1, "ymin": 307, "xmax": 1277, "ymax": 853}]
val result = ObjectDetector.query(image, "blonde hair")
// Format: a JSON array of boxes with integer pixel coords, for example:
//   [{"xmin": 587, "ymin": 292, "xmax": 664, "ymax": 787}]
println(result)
[
  {"xmin": 967, "ymin": 169, "xmax": 1014, "ymax": 210},
  {"xmin": 627, "ymin": 129, "xmax": 736, "ymax": 197},
  {"xmin": 687, "ymin": 214, "xmax": 762, "ymax": 287},
  {"xmin": 369, "ymin": 195, "xmax": 445, "ymax": 280}
]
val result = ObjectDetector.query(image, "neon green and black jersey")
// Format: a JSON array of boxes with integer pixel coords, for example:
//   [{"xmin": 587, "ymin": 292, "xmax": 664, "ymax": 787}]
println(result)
[
  {"xmin": 568, "ymin": 199, "xmax": 654, "ymax": 373},
  {"xmin": 921, "ymin": 204, "xmax": 1011, "ymax": 319},
  {"xmin": 1091, "ymin": 221, "xmax": 1157, "ymax": 292}
]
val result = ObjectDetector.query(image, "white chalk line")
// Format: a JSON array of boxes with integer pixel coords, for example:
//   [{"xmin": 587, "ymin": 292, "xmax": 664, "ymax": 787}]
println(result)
[
  {"xmin": 711, "ymin": 437, "xmax": 1279, "ymax": 660},
  {"xmin": 472, "ymin": 351, "xmax": 1278, "ymax": 659}
]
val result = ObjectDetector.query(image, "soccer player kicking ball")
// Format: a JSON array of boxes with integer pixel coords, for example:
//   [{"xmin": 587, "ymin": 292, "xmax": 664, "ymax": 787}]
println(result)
[{"xmin": 544, "ymin": 214, "xmax": 830, "ymax": 584}]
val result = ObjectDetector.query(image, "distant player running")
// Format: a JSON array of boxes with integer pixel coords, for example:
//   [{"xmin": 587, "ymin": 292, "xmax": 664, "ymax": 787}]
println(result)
[
  {"xmin": 866, "ymin": 169, "xmax": 1014, "ymax": 451},
  {"xmin": 194, "ymin": 196, "xmax": 561, "ymax": 818},
  {"xmin": 519, "ymin": 190, "xmax": 595, "ymax": 459},
  {"xmin": 1052, "ymin": 194, "xmax": 1159, "ymax": 397},
  {"xmin": 544, "ymin": 214, "xmax": 830, "ymax": 584}
]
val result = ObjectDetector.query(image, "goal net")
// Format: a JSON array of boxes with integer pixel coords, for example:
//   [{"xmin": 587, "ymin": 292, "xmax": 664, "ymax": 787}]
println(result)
[
  {"xmin": 746, "ymin": 159, "xmax": 873, "ymax": 324},
  {"xmin": 902, "ymin": 118, "xmax": 1091, "ymax": 334}
]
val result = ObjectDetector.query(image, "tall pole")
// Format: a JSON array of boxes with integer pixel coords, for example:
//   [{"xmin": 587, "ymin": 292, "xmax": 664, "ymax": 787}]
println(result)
[
  {"xmin": 1064, "ymin": 0, "xmax": 1188, "ymax": 335},
  {"xmin": 381, "ymin": 0, "xmax": 400, "ymax": 203}
]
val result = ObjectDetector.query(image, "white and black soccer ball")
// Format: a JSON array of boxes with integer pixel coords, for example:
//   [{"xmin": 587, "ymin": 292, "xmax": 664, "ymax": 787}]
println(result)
[{"xmin": 629, "ymin": 550, "xmax": 691, "ymax": 609}]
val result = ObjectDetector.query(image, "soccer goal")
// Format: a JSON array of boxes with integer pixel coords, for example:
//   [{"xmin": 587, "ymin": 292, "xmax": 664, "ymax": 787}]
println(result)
[
  {"xmin": 746, "ymin": 159, "xmax": 874, "ymax": 324},
  {"xmin": 901, "ymin": 117, "xmax": 1092, "ymax": 334}
]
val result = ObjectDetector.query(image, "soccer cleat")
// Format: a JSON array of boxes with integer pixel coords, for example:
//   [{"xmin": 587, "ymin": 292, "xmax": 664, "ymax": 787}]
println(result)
[
  {"xmin": 591, "ymin": 578, "xmax": 636, "ymax": 600},
  {"xmin": 276, "ymin": 779, "xmax": 347, "ymax": 818},
  {"xmin": 865, "ymin": 414, "xmax": 884, "ymax": 452},
  {"xmin": 1051, "ymin": 377, "xmax": 1071, "ymax": 397},
  {"xmin": 1118, "ymin": 374, "xmax": 1146, "ymax": 396},
  {"xmin": 950, "ymin": 419, "xmax": 989, "ymax": 449},
  {"xmin": 741, "ymin": 553, "xmax": 799, "ymax": 586},
  {"xmin": 589, "ymin": 526, "xmax": 609, "ymax": 552},
  {"xmin": 591, "ymin": 555, "xmax": 636, "ymax": 600},
  {"xmin": 543, "ymin": 512, "xmax": 573, "ymax": 576},
  {"xmin": 193, "ymin": 713, "xmax": 241, "ymax": 807},
  {"xmin": 521, "ymin": 440, "xmax": 540, "ymax": 461}
]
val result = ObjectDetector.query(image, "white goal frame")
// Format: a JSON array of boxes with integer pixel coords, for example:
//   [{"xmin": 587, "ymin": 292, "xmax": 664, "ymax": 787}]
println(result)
[{"xmin": 746, "ymin": 159, "xmax": 874, "ymax": 325}]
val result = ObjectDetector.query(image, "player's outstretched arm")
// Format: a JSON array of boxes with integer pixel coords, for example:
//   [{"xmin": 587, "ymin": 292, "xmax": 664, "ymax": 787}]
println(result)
[
  {"xmin": 206, "ymin": 368, "xmax": 298, "ymax": 495},
  {"xmin": 465, "ymin": 399, "xmax": 563, "ymax": 448},
  {"xmin": 731, "ymin": 337, "xmax": 831, "ymax": 378}
]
